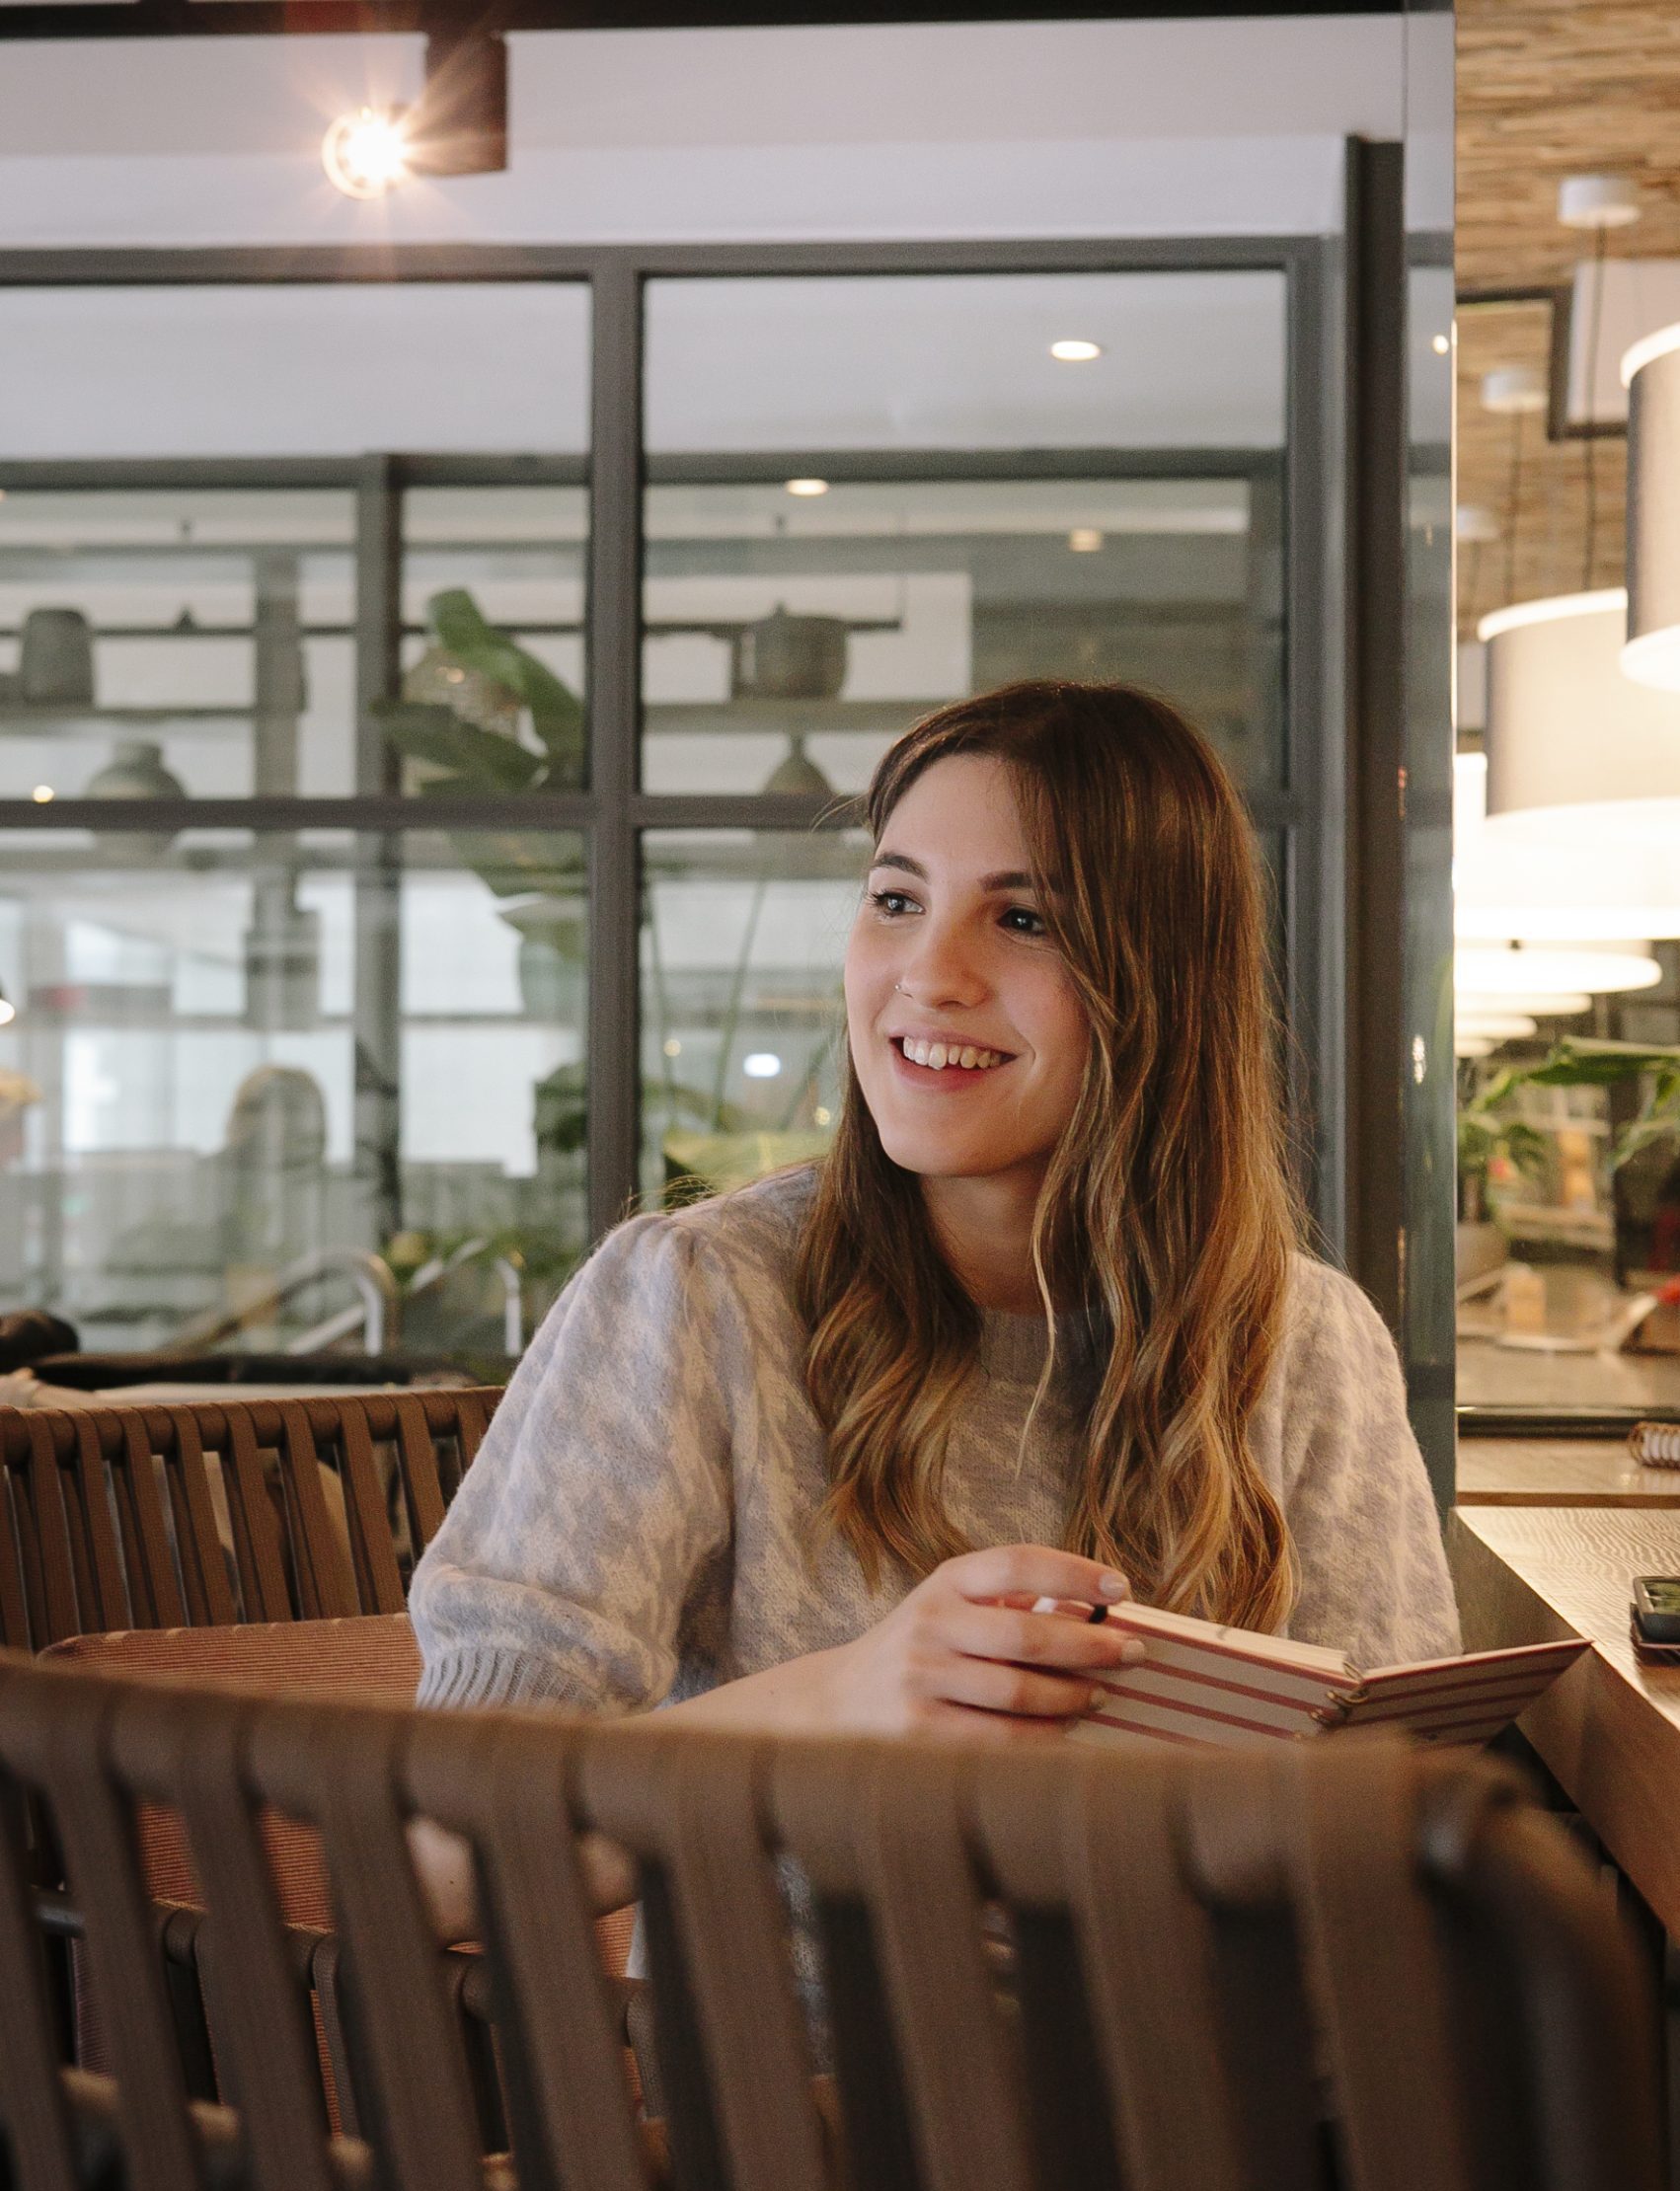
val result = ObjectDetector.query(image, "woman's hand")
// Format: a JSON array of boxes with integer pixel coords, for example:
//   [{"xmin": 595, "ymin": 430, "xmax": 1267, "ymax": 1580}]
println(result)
[{"xmin": 813, "ymin": 1544, "xmax": 1142, "ymax": 1741}]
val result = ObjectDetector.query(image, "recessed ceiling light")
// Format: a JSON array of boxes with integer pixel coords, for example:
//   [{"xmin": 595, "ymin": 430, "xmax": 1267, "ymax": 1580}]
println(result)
[
  {"xmin": 786, "ymin": 478, "xmax": 829, "ymax": 497},
  {"xmin": 31, "ymin": 786, "xmax": 53, "ymax": 803},
  {"xmin": 1431, "ymin": 334, "xmax": 1451, "ymax": 355},
  {"xmin": 662, "ymin": 1037, "xmax": 682, "ymax": 1058},
  {"xmin": 1068, "ymin": 528, "xmax": 1104, "ymax": 553},
  {"xmin": 1049, "ymin": 340, "xmax": 1103, "ymax": 363}
]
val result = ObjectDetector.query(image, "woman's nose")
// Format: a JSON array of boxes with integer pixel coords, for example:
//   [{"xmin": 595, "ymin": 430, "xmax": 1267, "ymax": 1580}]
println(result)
[{"xmin": 897, "ymin": 919, "xmax": 985, "ymax": 1007}]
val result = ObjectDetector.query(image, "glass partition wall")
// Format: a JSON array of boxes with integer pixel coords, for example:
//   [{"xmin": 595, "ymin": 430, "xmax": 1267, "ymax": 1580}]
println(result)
[{"xmin": 0, "ymin": 240, "xmax": 1336, "ymax": 1380}]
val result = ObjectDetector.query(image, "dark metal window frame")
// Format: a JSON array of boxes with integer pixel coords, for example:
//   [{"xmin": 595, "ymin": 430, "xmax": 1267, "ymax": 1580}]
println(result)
[{"xmin": 0, "ymin": 234, "xmax": 1338, "ymax": 1253}]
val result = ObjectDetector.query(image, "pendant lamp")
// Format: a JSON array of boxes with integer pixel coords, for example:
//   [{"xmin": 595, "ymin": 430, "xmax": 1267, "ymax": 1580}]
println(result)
[
  {"xmin": 1621, "ymin": 324, "xmax": 1680, "ymax": 693},
  {"xmin": 1453, "ymin": 749, "xmax": 1680, "ymax": 940},
  {"xmin": 1478, "ymin": 589, "xmax": 1680, "ymax": 855}
]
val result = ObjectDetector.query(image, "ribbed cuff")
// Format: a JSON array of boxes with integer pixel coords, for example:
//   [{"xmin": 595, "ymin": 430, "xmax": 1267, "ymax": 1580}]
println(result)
[{"xmin": 415, "ymin": 1646, "xmax": 600, "ymax": 1713}]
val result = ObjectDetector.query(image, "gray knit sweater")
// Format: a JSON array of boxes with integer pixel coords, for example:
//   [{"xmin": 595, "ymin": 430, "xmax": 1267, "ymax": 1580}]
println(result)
[{"xmin": 411, "ymin": 1168, "xmax": 1459, "ymax": 1710}]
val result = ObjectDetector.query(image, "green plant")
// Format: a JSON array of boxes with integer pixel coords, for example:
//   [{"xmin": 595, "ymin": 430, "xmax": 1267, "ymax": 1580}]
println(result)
[
  {"xmin": 375, "ymin": 588, "xmax": 586, "ymax": 898},
  {"xmin": 1458, "ymin": 1036, "xmax": 1680, "ymax": 1220}
]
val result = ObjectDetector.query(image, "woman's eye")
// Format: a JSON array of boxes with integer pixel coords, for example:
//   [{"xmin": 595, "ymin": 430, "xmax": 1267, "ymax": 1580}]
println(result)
[
  {"xmin": 869, "ymin": 888, "xmax": 918, "ymax": 917},
  {"xmin": 1001, "ymin": 905, "xmax": 1047, "ymax": 937}
]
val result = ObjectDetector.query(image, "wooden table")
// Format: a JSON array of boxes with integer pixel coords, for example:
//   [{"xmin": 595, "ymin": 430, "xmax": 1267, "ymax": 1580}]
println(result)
[
  {"xmin": 1456, "ymin": 1436, "xmax": 1680, "ymax": 1507},
  {"xmin": 1451, "ymin": 1505, "xmax": 1680, "ymax": 1937}
]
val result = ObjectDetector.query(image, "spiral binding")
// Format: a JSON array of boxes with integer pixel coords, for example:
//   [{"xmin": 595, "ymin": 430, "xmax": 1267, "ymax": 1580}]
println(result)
[{"xmin": 1628, "ymin": 1420, "xmax": 1680, "ymax": 1468}]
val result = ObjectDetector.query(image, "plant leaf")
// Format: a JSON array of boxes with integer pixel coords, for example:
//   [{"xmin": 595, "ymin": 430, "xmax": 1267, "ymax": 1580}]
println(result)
[
  {"xmin": 427, "ymin": 588, "xmax": 583, "ymax": 762},
  {"xmin": 375, "ymin": 702, "xmax": 543, "ymax": 792}
]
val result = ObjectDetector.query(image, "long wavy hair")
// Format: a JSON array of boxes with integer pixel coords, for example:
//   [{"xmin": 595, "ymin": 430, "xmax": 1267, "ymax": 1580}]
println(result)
[{"xmin": 794, "ymin": 680, "xmax": 1308, "ymax": 1629}]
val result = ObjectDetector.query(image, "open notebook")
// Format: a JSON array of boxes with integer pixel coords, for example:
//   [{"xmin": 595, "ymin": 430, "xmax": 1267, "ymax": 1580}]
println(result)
[{"xmin": 1067, "ymin": 1604, "xmax": 1588, "ymax": 1750}]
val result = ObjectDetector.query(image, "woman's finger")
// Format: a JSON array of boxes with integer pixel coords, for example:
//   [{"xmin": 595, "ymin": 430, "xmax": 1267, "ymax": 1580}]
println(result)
[
  {"xmin": 917, "ymin": 1700, "xmax": 1071, "ymax": 1747},
  {"xmin": 940, "ymin": 1544, "xmax": 1131, "ymax": 1611},
  {"xmin": 925, "ymin": 1649, "xmax": 1104, "ymax": 1721},
  {"xmin": 935, "ymin": 1599, "xmax": 1146, "ymax": 1674}
]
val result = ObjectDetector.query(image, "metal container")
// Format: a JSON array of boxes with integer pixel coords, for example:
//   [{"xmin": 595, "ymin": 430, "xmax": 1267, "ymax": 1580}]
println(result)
[{"xmin": 730, "ymin": 608, "xmax": 849, "ymax": 702}]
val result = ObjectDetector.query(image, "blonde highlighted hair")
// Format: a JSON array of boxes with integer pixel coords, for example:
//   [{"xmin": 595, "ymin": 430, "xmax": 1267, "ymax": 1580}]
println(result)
[{"xmin": 794, "ymin": 680, "xmax": 1308, "ymax": 1630}]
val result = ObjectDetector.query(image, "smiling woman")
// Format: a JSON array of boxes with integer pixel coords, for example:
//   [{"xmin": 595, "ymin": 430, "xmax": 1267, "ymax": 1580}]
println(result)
[{"xmin": 410, "ymin": 679, "xmax": 1459, "ymax": 1789}]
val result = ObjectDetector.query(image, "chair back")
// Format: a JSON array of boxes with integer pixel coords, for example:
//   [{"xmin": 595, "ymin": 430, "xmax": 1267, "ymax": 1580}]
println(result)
[
  {"xmin": 0, "ymin": 1389, "xmax": 499, "ymax": 1645},
  {"xmin": 0, "ymin": 1648, "xmax": 1661, "ymax": 2191}
]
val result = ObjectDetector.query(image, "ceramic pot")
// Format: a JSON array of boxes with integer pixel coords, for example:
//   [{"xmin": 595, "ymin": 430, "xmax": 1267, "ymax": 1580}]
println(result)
[
  {"xmin": 760, "ymin": 733, "xmax": 835, "ymax": 796},
  {"xmin": 730, "ymin": 609, "xmax": 848, "ymax": 702},
  {"xmin": 500, "ymin": 895, "xmax": 586, "ymax": 1020},
  {"xmin": 83, "ymin": 740, "xmax": 188, "ymax": 858},
  {"xmin": 19, "ymin": 608, "xmax": 95, "ymax": 706}
]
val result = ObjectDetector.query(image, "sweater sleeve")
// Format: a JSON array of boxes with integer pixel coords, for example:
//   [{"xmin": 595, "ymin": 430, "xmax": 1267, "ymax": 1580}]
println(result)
[
  {"xmin": 408, "ymin": 1211, "xmax": 735, "ymax": 1714},
  {"xmin": 1278, "ymin": 1260, "xmax": 1462, "ymax": 1668}
]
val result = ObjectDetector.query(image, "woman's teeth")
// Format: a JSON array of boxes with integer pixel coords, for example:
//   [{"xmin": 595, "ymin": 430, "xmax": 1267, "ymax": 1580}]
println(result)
[{"xmin": 899, "ymin": 1037, "xmax": 1005, "ymax": 1071}]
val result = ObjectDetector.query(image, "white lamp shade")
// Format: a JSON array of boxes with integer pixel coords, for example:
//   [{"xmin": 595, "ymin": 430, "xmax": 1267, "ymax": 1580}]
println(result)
[
  {"xmin": 1455, "ymin": 1011, "xmax": 1538, "ymax": 1042},
  {"xmin": 1622, "ymin": 324, "xmax": 1680, "ymax": 692},
  {"xmin": 1453, "ymin": 748, "xmax": 1680, "ymax": 938},
  {"xmin": 1457, "ymin": 989, "xmax": 1592, "ymax": 1018},
  {"xmin": 1456, "ymin": 944, "xmax": 1660, "ymax": 997},
  {"xmin": 1478, "ymin": 589, "xmax": 1680, "ymax": 845}
]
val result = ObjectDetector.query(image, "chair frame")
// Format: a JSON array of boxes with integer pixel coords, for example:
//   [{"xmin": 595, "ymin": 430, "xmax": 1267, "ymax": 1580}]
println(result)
[
  {"xmin": 0, "ymin": 1649, "xmax": 1662, "ymax": 2191},
  {"xmin": 0, "ymin": 1390, "xmax": 500, "ymax": 1646}
]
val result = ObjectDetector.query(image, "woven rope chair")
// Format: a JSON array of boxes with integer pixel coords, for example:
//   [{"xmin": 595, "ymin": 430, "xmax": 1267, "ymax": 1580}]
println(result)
[
  {"xmin": 0, "ymin": 1648, "xmax": 1660, "ymax": 2191},
  {"xmin": 0, "ymin": 1389, "xmax": 500, "ymax": 1643}
]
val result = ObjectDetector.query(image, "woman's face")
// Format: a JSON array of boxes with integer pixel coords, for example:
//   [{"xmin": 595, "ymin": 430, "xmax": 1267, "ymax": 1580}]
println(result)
[{"xmin": 844, "ymin": 753, "xmax": 1090, "ymax": 1192}]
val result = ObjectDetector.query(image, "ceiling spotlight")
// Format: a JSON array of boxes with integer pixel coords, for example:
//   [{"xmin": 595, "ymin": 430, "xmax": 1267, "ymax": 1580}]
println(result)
[
  {"xmin": 323, "ymin": 30, "xmax": 507, "ymax": 200},
  {"xmin": 323, "ymin": 107, "xmax": 413, "ymax": 199},
  {"xmin": 785, "ymin": 479, "xmax": 829, "ymax": 497},
  {"xmin": 1068, "ymin": 528, "xmax": 1104, "ymax": 553},
  {"xmin": 1431, "ymin": 334, "xmax": 1451, "ymax": 355},
  {"xmin": 1049, "ymin": 340, "xmax": 1103, "ymax": 362},
  {"xmin": 30, "ymin": 786, "xmax": 52, "ymax": 803}
]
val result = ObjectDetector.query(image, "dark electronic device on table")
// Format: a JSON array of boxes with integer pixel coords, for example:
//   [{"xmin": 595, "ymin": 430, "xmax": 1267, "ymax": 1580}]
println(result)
[{"xmin": 1632, "ymin": 1577, "xmax": 1680, "ymax": 1647}]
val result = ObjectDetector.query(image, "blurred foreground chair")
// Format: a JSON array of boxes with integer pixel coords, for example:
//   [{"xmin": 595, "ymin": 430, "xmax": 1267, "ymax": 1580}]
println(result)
[
  {"xmin": 0, "ymin": 1388, "xmax": 500, "ymax": 1643},
  {"xmin": 0, "ymin": 1648, "xmax": 1662, "ymax": 2191}
]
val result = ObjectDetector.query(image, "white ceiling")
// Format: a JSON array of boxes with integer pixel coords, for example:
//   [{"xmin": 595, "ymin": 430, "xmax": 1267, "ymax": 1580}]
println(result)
[
  {"xmin": 0, "ymin": 17, "xmax": 1408, "ymax": 249},
  {"xmin": 0, "ymin": 17, "xmax": 1402, "ymax": 463}
]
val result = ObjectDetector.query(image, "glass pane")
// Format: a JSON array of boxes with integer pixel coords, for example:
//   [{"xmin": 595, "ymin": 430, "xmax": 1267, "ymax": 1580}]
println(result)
[
  {"xmin": 646, "ymin": 273, "xmax": 1286, "ymax": 453},
  {"xmin": 0, "ymin": 826, "xmax": 585, "ymax": 1371},
  {"xmin": 0, "ymin": 487, "xmax": 358, "ymax": 800},
  {"xmin": 1455, "ymin": 941, "xmax": 1680, "ymax": 1415},
  {"xmin": 641, "ymin": 828, "xmax": 866, "ymax": 1206},
  {"xmin": 0, "ymin": 284, "xmax": 590, "ymax": 459},
  {"xmin": 394, "ymin": 484, "xmax": 589, "ymax": 797},
  {"xmin": 643, "ymin": 272, "xmax": 1286, "ymax": 796},
  {"xmin": 644, "ymin": 475, "xmax": 1278, "ymax": 798}
]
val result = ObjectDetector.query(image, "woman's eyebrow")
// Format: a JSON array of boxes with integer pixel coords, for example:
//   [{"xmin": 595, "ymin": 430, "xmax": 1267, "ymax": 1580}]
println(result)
[{"xmin": 870, "ymin": 852, "xmax": 1038, "ymax": 892}]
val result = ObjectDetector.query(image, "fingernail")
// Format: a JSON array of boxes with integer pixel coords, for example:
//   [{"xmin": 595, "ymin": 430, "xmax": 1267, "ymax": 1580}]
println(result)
[
  {"xmin": 1098, "ymin": 1571, "xmax": 1129, "ymax": 1599},
  {"xmin": 1120, "ymin": 1639, "xmax": 1148, "ymax": 1665}
]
